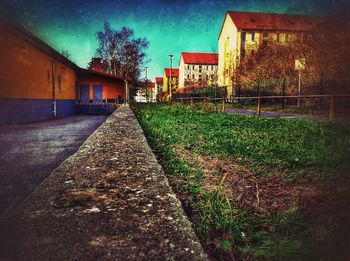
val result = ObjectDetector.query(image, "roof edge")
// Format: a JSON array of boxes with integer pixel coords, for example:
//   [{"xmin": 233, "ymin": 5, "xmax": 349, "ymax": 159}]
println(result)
[{"xmin": 1, "ymin": 19, "xmax": 80, "ymax": 70}]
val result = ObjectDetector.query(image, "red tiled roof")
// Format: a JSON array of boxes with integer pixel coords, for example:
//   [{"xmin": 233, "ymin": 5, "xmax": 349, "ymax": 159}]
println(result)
[
  {"xmin": 181, "ymin": 52, "xmax": 218, "ymax": 65},
  {"xmin": 147, "ymin": 81, "xmax": 156, "ymax": 88},
  {"xmin": 155, "ymin": 77, "xmax": 163, "ymax": 84},
  {"xmin": 227, "ymin": 11, "xmax": 322, "ymax": 32},
  {"xmin": 164, "ymin": 68, "xmax": 179, "ymax": 77}
]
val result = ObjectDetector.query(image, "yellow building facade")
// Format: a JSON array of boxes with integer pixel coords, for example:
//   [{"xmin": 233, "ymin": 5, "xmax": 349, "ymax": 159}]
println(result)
[
  {"xmin": 218, "ymin": 11, "xmax": 320, "ymax": 97},
  {"xmin": 162, "ymin": 68, "xmax": 179, "ymax": 93}
]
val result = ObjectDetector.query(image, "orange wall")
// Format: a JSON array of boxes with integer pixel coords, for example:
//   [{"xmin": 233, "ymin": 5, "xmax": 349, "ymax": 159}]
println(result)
[
  {"xmin": 0, "ymin": 24, "xmax": 77, "ymax": 100},
  {"xmin": 79, "ymin": 75, "xmax": 124, "ymax": 100}
]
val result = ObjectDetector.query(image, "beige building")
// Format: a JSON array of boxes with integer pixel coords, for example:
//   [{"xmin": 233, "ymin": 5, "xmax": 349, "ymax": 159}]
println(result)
[
  {"xmin": 218, "ymin": 11, "xmax": 321, "ymax": 96},
  {"xmin": 178, "ymin": 52, "xmax": 218, "ymax": 88}
]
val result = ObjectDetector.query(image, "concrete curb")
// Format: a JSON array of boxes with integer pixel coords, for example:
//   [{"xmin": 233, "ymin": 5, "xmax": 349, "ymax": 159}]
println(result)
[{"xmin": 1, "ymin": 106, "xmax": 208, "ymax": 260}]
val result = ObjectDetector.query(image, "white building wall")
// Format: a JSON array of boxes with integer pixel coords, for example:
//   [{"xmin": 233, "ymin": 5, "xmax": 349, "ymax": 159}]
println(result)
[{"xmin": 179, "ymin": 59, "xmax": 218, "ymax": 87}]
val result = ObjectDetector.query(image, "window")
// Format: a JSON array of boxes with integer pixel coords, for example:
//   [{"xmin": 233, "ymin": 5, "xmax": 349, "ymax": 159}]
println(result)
[
  {"xmin": 193, "ymin": 65, "xmax": 195, "ymax": 70},
  {"xmin": 187, "ymin": 74, "xmax": 190, "ymax": 79},
  {"xmin": 263, "ymin": 32, "xmax": 268, "ymax": 38},
  {"xmin": 192, "ymin": 75, "xmax": 195, "ymax": 79},
  {"xmin": 206, "ymin": 75, "xmax": 209, "ymax": 80},
  {"xmin": 241, "ymin": 32, "xmax": 246, "ymax": 42},
  {"xmin": 252, "ymin": 32, "xmax": 255, "ymax": 41},
  {"xmin": 58, "ymin": 75, "xmax": 61, "ymax": 93}
]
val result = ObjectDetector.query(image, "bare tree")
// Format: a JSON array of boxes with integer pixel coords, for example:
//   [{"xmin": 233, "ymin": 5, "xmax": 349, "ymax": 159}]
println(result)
[
  {"xmin": 234, "ymin": 17, "xmax": 350, "ymax": 96},
  {"xmin": 93, "ymin": 22, "xmax": 149, "ymax": 81},
  {"xmin": 61, "ymin": 49, "xmax": 72, "ymax": 60}
]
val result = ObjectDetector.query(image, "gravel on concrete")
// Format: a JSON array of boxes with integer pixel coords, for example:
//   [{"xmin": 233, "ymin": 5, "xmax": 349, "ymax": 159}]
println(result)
[{"xmin": 0, "ymin": 106, "xmax": 207, "ymax": 261}]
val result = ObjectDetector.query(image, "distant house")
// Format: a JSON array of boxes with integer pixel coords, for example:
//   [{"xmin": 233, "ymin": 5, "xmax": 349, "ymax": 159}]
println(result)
[
  {"xmin": 179, "ymin": 52, "xmax": 218, "ymax": 88},
  {"xmin": 155, "ymin": 77, "xmax": 163, "ymax": 97},
  {"xmin": 163, "ymin": 68, "xmax": 179, "ymax": 93},
  {"xmin": 134, "ymin": 81, "xmax": 155, "ymax": 102},
  {"xmin": 148, "ymin": 81, "xmax": 156, "ymax": 102},
  {"xmin": 0, "ymin": 21, "xmax": 129, "ymax": 124},
  {"xmin": 218, "ymin": 11, "xmax": 322, "ymax": 96}
]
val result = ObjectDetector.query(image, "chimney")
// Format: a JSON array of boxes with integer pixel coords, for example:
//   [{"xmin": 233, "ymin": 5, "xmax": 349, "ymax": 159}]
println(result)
[{"xmin": 91, "ymin": 58, "xmax": 102, "ymax": 72}]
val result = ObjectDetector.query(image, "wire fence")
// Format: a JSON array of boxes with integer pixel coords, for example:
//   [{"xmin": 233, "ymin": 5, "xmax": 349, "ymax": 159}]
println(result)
[{"xmin": 169, "ymin": 94, "xmax": 350, "ymax": 122}]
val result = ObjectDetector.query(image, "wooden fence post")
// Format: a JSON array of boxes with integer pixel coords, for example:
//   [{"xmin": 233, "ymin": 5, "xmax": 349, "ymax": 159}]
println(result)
[
  {"xmin": 257, "ymin": 96, "xmax": 261, "ymax": 117},
  {"xmin": 190, "ymin": 97, "xmax": 193, "ymax": 107},
  {"xmin": 329, "ymin": 92, "xmax": 336, "ymax": 122},
  {"xmin": 203, "ymin": 97, "xmax": 207, "ymax": 110},
  {"xmin": 281, "ymin": 78, "xmax": 286, "ymax": 109},
  {"xmin": 222, "ymin": 98, "xmax": 225, "ymax": 112},
  {"xmin": 180, "ymin": 97, "xmax": 183, "ymax": 104}
]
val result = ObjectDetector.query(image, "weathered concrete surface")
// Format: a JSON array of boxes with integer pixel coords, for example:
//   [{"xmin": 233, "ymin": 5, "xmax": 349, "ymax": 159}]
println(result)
[
  {"xmin": 0, "ymin": 115, "xmax": 108, "ymax": 216},
  {"xmin": 0, "ymin": 106, "xmax": 207, "ymax": 261}
]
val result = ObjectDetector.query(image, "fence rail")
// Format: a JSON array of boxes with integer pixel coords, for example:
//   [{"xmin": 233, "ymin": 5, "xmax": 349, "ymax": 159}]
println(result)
[{"xmin": 170, "ymin": 94, "xmax": 350, "ymax": 122}]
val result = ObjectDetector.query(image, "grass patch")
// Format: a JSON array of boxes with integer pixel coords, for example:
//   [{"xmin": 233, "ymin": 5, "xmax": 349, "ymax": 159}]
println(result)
[{"xmin": 131, "ymin": 102, "xmax": 350, "ymax": 260}]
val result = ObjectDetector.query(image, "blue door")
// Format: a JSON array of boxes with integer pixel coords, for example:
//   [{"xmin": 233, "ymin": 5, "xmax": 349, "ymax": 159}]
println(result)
[
  {"xmin": 93, "ymin": 85, "xmax": 103, "ymax": 103},
  {"xmin": 80, "ymin": 85, "xmax": 90, "ymax": 103}
]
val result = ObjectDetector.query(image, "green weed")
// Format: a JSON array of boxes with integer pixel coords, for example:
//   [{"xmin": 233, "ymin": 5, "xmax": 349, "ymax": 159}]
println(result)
[{"xmin": 131, "ymin": 103, "xmax": 350, "ymax": 259}]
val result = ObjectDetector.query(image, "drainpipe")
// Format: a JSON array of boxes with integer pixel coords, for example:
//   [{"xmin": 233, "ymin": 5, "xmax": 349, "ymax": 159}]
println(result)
[{"xmin": 51, "ymin": 61, "xmax": 56, "ymax": 117}]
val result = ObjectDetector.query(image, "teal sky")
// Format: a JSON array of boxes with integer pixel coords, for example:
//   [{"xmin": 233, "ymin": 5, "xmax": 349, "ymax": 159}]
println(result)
[{"xmin": 0, "ymin": 0, "xmax": 346, "ymax": 80}]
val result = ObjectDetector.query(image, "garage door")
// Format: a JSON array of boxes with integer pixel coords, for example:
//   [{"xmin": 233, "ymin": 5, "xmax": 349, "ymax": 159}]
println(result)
[
  {"xmin": 80, "ymin": 85, "xmax": 90, "ymax": 103},
  {"xmin": 93, "ymin": 85, "xmax": 103, "ymax": 103}
]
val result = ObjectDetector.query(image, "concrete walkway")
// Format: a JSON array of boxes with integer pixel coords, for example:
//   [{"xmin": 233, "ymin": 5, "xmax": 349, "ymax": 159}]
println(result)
[
  {"xmin": 225, "ymin": 108, "xmax": 328, "ymax": 121},
  {"xmin": 0, "ymin": 106, "xmax": 207, "ymax": 261}
]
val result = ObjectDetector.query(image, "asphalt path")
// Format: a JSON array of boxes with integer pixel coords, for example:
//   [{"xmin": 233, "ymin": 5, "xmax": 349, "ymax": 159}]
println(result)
[
  {"xmin": 0, "ymin": 115, "xmax": 107, "ymax": 217},
  {"xmin": 225, "ymin": 108, "xmax": 328, "ymax": 121}
]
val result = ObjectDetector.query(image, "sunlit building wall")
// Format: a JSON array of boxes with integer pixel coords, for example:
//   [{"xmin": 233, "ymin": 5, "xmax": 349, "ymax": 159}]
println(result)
[
  {"xmin": 163, "ymin": 68, "xmax": 179, "ymax": 93},
  {"xmin": 218, "ymin": 11, "xmax": 321, "ymax": 97},
  {"xmin": 178, "ymin": 52, "xmax": 218, "ymax": 88}
]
